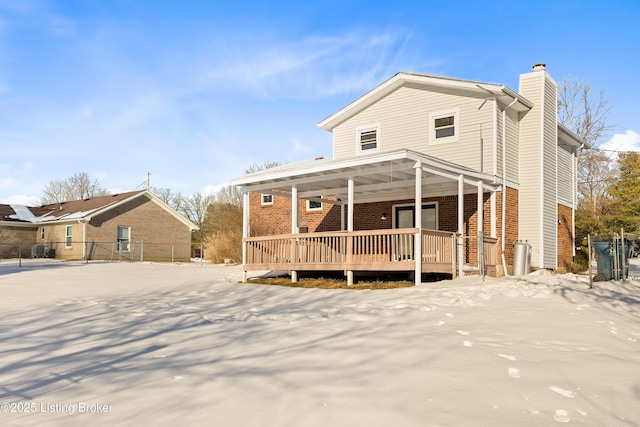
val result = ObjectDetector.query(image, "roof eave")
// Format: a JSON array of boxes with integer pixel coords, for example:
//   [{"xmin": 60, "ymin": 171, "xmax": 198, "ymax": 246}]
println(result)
[
  {"xmin": 558, "ymin": 124, "xmax": 589, "ymax": 149},
  {"xmin": 317, "ymin": 72, "xmax": 532, "ymax": 131}
]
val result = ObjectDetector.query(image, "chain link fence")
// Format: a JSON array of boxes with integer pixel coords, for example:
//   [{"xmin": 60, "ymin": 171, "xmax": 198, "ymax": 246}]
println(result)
[{"xmin": 0, "ymin": 241, "xmax": 208, "ymax": 267}]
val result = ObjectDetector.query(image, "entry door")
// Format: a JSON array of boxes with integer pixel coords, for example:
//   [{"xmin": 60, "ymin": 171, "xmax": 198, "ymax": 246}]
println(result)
[
  {"xmin": 395, "ymin": 204, "xmax": 437, "ymax": 230},
  {"xmin": 393, "ymin": 204, "xmax": 437, "ymax": 261}
]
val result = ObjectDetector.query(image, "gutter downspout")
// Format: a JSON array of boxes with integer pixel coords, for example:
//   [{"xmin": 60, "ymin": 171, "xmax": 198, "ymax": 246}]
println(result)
[{"xmin": 502, "ymin": 97, "xmax": 518, "ymax": 276}]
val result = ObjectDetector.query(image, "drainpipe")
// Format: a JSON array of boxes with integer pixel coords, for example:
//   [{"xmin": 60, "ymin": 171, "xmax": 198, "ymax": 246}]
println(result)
[{"xmin": 501, "ymin": 97, "xmax": 518, "ymax": 276}]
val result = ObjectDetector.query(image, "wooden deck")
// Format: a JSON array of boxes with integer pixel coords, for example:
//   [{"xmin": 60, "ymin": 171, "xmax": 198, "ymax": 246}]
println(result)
[{"xmin": 243, "ymin": 228, "xmax": 498, "ymax": 278}]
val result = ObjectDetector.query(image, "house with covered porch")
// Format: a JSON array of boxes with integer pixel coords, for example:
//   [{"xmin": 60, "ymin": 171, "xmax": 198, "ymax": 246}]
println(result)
[{"xmin": 231, "ymin": 64, "xmax": 584, "ymax": 285}]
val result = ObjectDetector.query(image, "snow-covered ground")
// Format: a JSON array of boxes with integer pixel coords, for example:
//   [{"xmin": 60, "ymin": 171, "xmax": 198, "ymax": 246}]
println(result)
[{"xmin": 0, "ymin": 259, "xmax": 639, "ymax": 426}]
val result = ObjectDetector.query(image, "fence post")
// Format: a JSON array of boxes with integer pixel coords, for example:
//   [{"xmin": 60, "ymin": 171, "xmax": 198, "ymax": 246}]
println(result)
[
  {"xmin": 588, "ymin": 234, "xmax": 593, "ymax": 289},
  {"xmin": 141, "ymin": 240, "xmax": 144, "ymax": 262},
  {"xmin": 19, "ymin": 243, "xmax": 22, "ymax": 268},
  {"xmin": 621, "ymin": 228, "xmax": 626, "ymax": 282},
  {"xmin": 200, "ymin": 243, "xmax": 203, "ymax": 265},
  {"xmin": 171, "ymin": 244, "xmax": 175, "ymax": 263}
]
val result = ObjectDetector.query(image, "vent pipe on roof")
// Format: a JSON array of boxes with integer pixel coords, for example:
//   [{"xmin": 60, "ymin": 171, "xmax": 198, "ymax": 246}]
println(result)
[{"xmin": 532, "ymin": 63, "xmax": 546, "ymax": 72}]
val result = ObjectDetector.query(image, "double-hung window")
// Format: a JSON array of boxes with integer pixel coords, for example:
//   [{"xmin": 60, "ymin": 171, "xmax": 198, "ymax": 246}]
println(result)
[
  {"xmin": 429, "ymin": 109, "xmax": 459, "ymax": 144},
  {"xmin": 261, "ymin": 194, "xmax": 273, "ymax": 205},
  {"xmin": 65, "ymin": 225, "xmax": 72, "ymax": 247},
  {"xmin": 357, "ymin": 125, "xmax": 380, "ymax": 153},
  {"xmin": 117, "ymin": 226, "xmax": 130, "ymax": 252}
]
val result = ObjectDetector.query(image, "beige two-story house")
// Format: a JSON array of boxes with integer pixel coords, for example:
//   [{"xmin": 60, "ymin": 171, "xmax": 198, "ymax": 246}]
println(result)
[{"xmin": 231, "ymin": 64, "xmax": 584, "ymax": 285}]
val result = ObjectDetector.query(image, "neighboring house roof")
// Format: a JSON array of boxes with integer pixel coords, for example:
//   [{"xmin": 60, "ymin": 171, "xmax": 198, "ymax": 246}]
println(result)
[
  {"xmin": 0, "ymin": 190, "xmax": 198, "ymax": 230},
  {"xmin": 317, "ymin": 71, "xmax": 534, "ymax": 131}
]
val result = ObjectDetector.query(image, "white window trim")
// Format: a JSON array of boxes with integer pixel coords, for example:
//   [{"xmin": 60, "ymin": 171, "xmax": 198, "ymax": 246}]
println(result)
[
  {"xmin": 261, "ymin": 194, "xmax": 274, "ymax": 205},
  {"xmin": 65, "ymin": 225, "xmax": 72, "ymax": 248},
  {"xmin": 356, "ymin": 124, "xmax": 380, "ymax": 154},
  {"xmin": 306, "ymin": 197, "xmax": 323, "ymax": 212},
  {"xmin": 392, "ymin": 202, "xmax": 439, "ymax": 230},
  {"xmin": 429, "ymin": 109, "xmax": 459, "ymax": 145},
  {"xmin": 117, "ymin": 226, "xmax": 131, "ymax": 252}
]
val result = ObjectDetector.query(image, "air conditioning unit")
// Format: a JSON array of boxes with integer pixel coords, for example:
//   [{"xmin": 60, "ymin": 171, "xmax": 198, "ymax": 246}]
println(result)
[{"xmin": 31, "ymin": 244, "xmax": 48, "ymax": 258}]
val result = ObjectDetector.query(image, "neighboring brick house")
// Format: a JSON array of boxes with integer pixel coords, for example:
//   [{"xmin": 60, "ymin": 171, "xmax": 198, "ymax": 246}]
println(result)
[
  {"xmin": 0, "ymin": 190, "xmax": 198, "ymax": 261},
  {"xmin": 232, "ymin": 64, "xmax": 585, "ymax": 284}
]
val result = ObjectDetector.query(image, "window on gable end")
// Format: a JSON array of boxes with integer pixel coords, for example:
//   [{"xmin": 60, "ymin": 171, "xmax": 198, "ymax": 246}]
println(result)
[
  {"xmin": 357, "ymin": 126, "xmax": 380, "ymax": 153},
  {"xmin": 429, "ymin": 109, "xmax": 459, "ymax": 144}
]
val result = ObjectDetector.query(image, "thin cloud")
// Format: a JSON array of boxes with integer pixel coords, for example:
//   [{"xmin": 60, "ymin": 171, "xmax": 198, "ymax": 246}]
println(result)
[
  {"xmin": 600, "ymin": 130, "xmax": 640, "ymax": 152},
  {"xmin": 202, "ymin": 29, "xmax": 425, "ymax": 99}
]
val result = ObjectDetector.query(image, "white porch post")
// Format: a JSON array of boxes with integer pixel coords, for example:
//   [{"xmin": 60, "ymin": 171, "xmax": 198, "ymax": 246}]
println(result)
[
  {"xmin": 477, "ymin": 180, "xmax": 484, "ymax": 279},
  {"xmin": 347, "ymin": 177, "xmax": 354, "ymax": 286},
  {"xmin": 291, "ymin": 185, "xmax": 298, "ymax": 283},
  {"xmin": 242, "ymin": 192, "xmax": 250, "ymax": 282},
  {"xmin": 458, "ymin": 174, "xmax": 464, "ymax": 277},
  {"xmin": 414, "ymin": 161, "xmax": 422, "ymax": 286}
]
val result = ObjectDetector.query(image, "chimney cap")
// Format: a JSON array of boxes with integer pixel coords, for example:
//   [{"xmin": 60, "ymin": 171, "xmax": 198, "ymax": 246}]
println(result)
[{"xmin": 532, "ymin": 63, "xmax": 546, "ymax": 71}]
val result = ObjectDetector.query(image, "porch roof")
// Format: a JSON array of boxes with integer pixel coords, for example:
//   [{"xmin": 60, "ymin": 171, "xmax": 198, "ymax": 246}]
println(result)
[{"xmin": 231, "ymin": 149, "xmax": 500, "ymax": 204}]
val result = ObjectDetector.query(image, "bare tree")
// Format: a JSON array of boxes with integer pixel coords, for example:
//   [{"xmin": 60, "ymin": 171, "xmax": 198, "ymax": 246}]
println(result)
[
  {"xmin": 151, "ymin": 186, "xmax": 183, "ymax": 211},
  {"xmin": 41, "ymin": 172, "xmax": 109, "ymax": 204},
  {"xmin": 558, "ymin": 77, "xmax": 614, "ymax": 147},
  {"xmin": 244, "ymin": 160, "xmax": 282, "ymax": 174},
  {"xmin": 180, "ymin": 191, "xmax": 215, "ymax": 230},
  {"xmin": 558, "ymin": 77, "xmax": 616, "ymax": 238},
  {"xmin": 216, "ymin": 184, "xmax": 243, "ymax": 206}
]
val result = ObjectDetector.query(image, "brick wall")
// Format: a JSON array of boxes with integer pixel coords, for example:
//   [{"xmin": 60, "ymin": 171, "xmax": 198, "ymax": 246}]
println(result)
[
  {"xmin": 0, "ymin": 225, "xmax": 37, "ymax": 258},
  {"xmin": 249, "ymin": 193, "xmax": 341, "ymax": 236},
  {"xmin": 87, "ymin": 197, "xmax": 192, "ymax": 261},
  {"xmin": 557, "ymin": 204, "xmax": 574, "ymax": 271},
  {"xmin": 45, "ymin": 223, "xmax": 85, "ymax": 259}
]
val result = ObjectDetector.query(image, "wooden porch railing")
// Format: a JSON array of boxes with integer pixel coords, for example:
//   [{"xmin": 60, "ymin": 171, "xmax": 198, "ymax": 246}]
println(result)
[{"xmin": 243, "ymin": 228, "xmax": 460, "ymax": 276}]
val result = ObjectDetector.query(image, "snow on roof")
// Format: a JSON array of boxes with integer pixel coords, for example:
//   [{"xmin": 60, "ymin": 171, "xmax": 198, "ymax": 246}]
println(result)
[{"xmin": 8, "ymin": 204, "xmax": 37, "ymax": 222}]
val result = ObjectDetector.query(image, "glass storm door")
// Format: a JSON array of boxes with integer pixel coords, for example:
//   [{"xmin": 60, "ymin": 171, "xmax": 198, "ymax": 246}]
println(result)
[{"xmin": 394, "ymin": 204, "xmax": 437, "ymax": 230}]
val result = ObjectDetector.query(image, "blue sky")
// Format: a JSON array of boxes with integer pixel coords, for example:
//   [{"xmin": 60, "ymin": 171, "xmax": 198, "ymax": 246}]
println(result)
[{"xmin": 1, "ymin": 0, "xmax": 639, "ymax": 205}]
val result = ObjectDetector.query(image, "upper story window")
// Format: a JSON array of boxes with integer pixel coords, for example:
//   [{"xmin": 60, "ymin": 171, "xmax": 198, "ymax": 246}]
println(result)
[
  {"xmin": 40, "ymin": 227, "xmax": 45, "ymax": 241},
  {"xmin": 357, "ymin": 125, "xmax": 380, "ymax": 153},
  {"xmin": 261, "ymin": 194, "xmax": 273, "ymax": 205},
  {"xmin": 429, "ymin": 109, "xmax": 459, "ymax": 145}
]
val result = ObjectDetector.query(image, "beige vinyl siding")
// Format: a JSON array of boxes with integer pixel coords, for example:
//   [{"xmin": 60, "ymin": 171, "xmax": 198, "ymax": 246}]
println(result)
[
  {"xmin": 517, "ymin": 73, "xmax": 543, "ymax": 268},
  {"xmin": 557, "ymin": 144, "xmax": 575, "ymax": 207},
  {"xmin": 505, "ymin": 108, "xmax": 520, "ymax": 183},
  {"xmin": 332, "ymin": 85, "xmax": 496, "ymax": 173},
  {"xmin": 542, "ymin": 77, "xmax": 558, "ymax": 269},
  {"xmin": 518, "ymin": 70, "xmax": 559, "ymax": 269}
]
